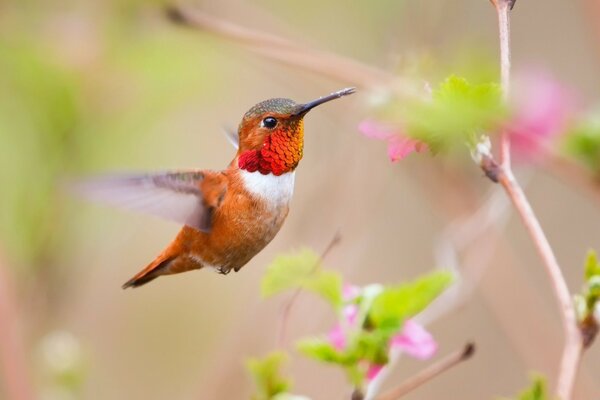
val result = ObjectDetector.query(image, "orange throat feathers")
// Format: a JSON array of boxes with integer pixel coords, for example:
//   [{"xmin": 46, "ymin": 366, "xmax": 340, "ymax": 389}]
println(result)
[{"xmin": 238, "ymin": 120, "xmax": 304, "ymax": 176}]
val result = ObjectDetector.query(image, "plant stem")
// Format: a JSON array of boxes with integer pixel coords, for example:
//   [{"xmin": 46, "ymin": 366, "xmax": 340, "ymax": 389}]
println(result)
[
  {"xmin": 489, "ymin": 1, "xmax": 582, "ymax": 398},
  {"xmin": 497, "ymin": 170, "xmax": 581, "ymax": 399},
  {"xmin": 0, "ymin": 250, "xmax": 35, "ymax": 400},
  {"xmin": 376, "ymin": 343, "xmax": 475, "ymax": 400},
  {"xmin": 496, "ymin": 0, "xmax": 511, "ymax": 167}
]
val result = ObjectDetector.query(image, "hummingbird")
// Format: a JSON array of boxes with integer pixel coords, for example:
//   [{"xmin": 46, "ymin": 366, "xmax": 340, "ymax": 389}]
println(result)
[{"xmin": 81, "ymin": 87, "xmax": 355, "ymax": 288}]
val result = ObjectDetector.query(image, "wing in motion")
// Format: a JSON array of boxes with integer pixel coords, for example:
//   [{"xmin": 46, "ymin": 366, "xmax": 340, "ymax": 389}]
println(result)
[{"xmin": 75, "ymin": 171, "xmax": 218, "ymax": 232}]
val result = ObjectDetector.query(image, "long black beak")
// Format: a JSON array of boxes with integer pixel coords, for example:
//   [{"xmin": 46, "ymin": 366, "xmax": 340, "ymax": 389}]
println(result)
[{"xmin": 294, "ymin": 87, "xmax": 356, "ymax": 116}]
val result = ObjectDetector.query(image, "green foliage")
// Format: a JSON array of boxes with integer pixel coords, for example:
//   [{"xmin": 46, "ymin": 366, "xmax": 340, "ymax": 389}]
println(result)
[
  {"xmin": 563, "ymin": 116, "xmax": 600, "ymax": 176},
  {"xmin": 0, "ymin": 39, "xmax": 82, "ymax": 267},
  {"xmin": 297, "ymin": 339, "xmax": 350, "ymax": 364},
  {"xmin": 261, "ymin": 249, "xmax": 342, "ymax": 309},
  {"xmin": 382, "ymin": 75, "xmax": 505, "ymax": 152},
  {"xmin": 585, "ymin": 250, "xmax": 600, "ymax": 280},
  {"xmin": 368, "ymin": 271, "xmax": 454, "ymax": 332},
  {"xmin": 247, "ymin": 352, "xmax": 292, "ymax": 400},
  {"xmin": 575, "ymin": 250, "xmax": 600, "ymax": 323},
  {"xmin": 281, "ymin": 264, "xmax": 454, "ymax": 389},
  {"xmin": 502, "ymin": 375, "xmax": 550, "ymax": 400}
]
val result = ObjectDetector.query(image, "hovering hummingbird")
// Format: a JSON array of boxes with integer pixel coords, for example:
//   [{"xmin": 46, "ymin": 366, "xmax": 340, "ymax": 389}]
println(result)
[{"xmin": 82, "ymin": 88, "xmax": 355, "ymax": 288}]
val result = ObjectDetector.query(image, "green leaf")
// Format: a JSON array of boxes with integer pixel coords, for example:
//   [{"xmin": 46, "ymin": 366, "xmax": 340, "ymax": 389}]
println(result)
[
  {"xmin": 502, "ymin": 375, "xmax": 551, "ymax": 400},
  {"xmin": 296, "ymin": 338, "xmax": 350, "ymax": 365},
  {"xmin": 563, "ymin": 116, "xmax": 600, "ymax": 175},
  {"xmin": 261, "ymin": 249, "xmax": 342, "ymax": 308},
  {"xmin": 368, "ymin": 271, "xmax": 453, "ymax": 331},
  {"xmin": 390, "ymin": 75, "xmax": 504, "ymax": 152},
  {"xmin": 247, "ymin": 352, "xmax": 292, "ymax": 400},
  {"xmin": 584, "ymin": 250, "xmax": 600, "ymax": 280}
]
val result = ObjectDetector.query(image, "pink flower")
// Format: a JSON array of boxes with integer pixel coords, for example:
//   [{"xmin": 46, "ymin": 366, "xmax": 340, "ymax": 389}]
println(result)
[
  {"xmin": 344, "ymin": 304, "xmax": 359, "ymax": 325},
  {"xmin": 343, "ymin": 284, "xmax": 362, "ymax": 301},
  {"xmin": 507, "ymin": 71, "xmax": 575, "ymax": 159},
  {"xmin": 391, "ymin": 319, "xmax": 437, "ymax": 360},
  {"xmin": 358, "ymin": 119, "xmax": 427, "ymax": 162},
  {"xmin": 328, "ymin": 303, "xmax": 359, "ymax": 351},
  {"xmin": 366, "ymin": 364, "xmax": 384, "ymax": 382},
  {"xmin": 329, "ymin": 323, "xmax": 346, "ymax": 351}
]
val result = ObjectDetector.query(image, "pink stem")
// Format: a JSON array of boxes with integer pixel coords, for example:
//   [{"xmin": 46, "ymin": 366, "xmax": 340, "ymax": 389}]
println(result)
[
  {"xmin": 498, "ymin": 170, "xmax": 581, "ymax": 399},
  {"xmin": 492, "ymin": 2, "xmax": 582, "ymax": 397},
  {"xmin": 376, "ymin": 343, "xmax": 475, "ymax": 400},
  {"xmin": 496, "ymin": 0, "xmax": 511, "ymax": 167},
  {"xmin": 0, "ymin": 250, "xmax": 35, "ymax": 400}
]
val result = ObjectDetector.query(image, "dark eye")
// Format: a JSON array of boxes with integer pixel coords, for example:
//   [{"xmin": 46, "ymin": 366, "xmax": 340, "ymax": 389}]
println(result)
[{"xmin": 261, "ymin": 117, "xmax": 278, "ymax": 129}]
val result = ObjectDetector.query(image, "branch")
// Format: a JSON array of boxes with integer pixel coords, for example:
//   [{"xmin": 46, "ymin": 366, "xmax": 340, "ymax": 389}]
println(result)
[
  {"xmin": 0, "ymin": 249, "xmax": 35, "ymax": 400},
  {"xmin": 376, "ymin": 343, "xmax": 475, "ymax": 400},
  {"xmin": 485, "ymin": 1, "xmax": 582, "ymax": 398},
  {"xmin": 496, "ymin": 169, "xmax": 581, "ymax": 399},
  {"xmin": 495, "ymin": 0, "xmax": 512, "ymax": 167},
  {"xmin": 165, "ymin": 3, "xmax": 425, "ymax": 98}
]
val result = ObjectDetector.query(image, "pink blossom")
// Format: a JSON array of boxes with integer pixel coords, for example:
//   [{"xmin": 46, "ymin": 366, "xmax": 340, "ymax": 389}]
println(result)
[
  {"xmin": 344, "ymin": 304, "xmax": 359, "ymax": 325},
  {"xmin": 328, "ymin": 323, "xmax": 346, "ymax": 351},
  {"xmin": 507, "ymin": 71, "xmax": 575, "ymax": 159},
  {"xmin": 358, "ymin": 119, "xmax": 427, "ymax": 162},
  {"xmin": 343, "ymin": 284, "xmax": 362, "ymax": 301},
  {"xmin": 328, "ymin": 304, "xmax": 359, "ymax": 350},
  {"xmin": 366, "ymin": 364, "xmax": 384, "ymax": 382},
  {"xmin": 391, "ymin": 319, "xmax": 437, "ymax": 360}
]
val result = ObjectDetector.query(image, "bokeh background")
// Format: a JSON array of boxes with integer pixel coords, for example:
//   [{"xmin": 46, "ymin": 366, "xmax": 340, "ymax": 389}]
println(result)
[{"xmin": 1, "ymin": 0, "xmax": 599, "ymax": 399}]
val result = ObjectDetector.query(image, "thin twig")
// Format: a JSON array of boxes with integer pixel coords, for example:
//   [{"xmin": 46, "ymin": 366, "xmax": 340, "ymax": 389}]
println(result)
[
  {"xmin": 276, "ymin": 232, "xmax": 342, "ymax": 348},
  {"xmin": 495, "ymin": 0, "xmax": 512, "ymax": 167},
  {"xmin": 486, "ymin": 1, "xmax": 582, "ymax": 398},
  {"xmin": 0, "ymin": 249, "xmax": 35, "ymax": 400},
  {"xmin": 376, "ymin": 343, "xmax": 475, "ymax": 400},
  {"xmin": 165, "ymin": 3, "xmax": 424, "ymax": 97},
  {"xmin": 497, "ymin": 170, "xmax": 581, "ymax": 399}
]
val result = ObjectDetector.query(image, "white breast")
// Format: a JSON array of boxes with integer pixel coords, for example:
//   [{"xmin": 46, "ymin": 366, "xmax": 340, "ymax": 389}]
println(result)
[{"xmin": 240, "ymin": 170, "xmax": 295, "ymax": 206}]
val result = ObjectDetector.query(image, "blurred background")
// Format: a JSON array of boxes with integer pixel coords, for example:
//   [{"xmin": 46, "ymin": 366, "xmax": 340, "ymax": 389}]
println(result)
[{"xmin": 0, "ymin": 0, "xmax": 599, "ymax": 399}]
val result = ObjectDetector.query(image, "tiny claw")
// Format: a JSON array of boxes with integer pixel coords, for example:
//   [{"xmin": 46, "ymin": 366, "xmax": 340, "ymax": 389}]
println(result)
[{"xmin": 216, "ymin": 266, "xmax": 231, "ymax": 275}]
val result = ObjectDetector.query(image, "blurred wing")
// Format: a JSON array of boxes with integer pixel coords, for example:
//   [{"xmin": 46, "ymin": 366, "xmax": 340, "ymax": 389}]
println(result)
[
  {"xmin": 222, "ymin": 126, "xmax": 239, "ymax": 150},
  {"xmin": 76, "ymin": 171, "xmax": 213, "ymax": 232}
]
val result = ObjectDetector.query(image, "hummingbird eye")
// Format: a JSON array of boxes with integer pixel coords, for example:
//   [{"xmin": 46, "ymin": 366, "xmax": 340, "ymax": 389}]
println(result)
[{"xmin": 261, "ymin": 117, "xmax": 278, "ymax": 129}]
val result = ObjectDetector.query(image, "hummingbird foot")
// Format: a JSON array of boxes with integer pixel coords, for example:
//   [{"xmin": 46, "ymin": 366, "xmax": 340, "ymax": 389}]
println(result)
[{"xmin": 216, "ymin": 266, "xmax": 232, "ymax": 275}]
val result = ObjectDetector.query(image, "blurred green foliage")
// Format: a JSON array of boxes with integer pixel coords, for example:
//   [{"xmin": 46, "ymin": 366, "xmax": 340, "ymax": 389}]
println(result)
[
  {"xmin": 247, "ymin": 352, "xmax": 307, "ymax": 400},
  {"xmin": 501, "ymin": 375, "xmax": 551, "ymax": 400},
  {"xmin": 261, "ymin": 249, "xmax": 452, "ymax": 389},
  {"xmin": 368, "ymin": 271, "xmax": 453, "ymax": 332},
  {"xmin": 261, "ymin": 249, "xmax": 342, "ymax": 309},
  {"xmin": 574, "ymin": 250, "xmax": 600, "ymax": 347},
  {"xmin": 0, "ymin": 3, "xmax": 224, "ymax": 273},
  {"xmin": 574, "ymin": 250, "xmax": 600, "ymax": 320},
  {"xmin": 379, "ymin": 75, "xmax": 505, "ymax": 152},
  {"xmin": 563, "ymin": 115, "xmax": 600, "ymax": 177},
  {"xmin": 297, "ymin": 271, "xmax": 451, "ymax": 387}
]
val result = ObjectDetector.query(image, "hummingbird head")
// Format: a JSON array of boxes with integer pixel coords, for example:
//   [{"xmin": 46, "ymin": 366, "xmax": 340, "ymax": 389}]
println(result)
[{"xmin": 237, "ymin": 87, "xmax": 355, "ymax": 176}]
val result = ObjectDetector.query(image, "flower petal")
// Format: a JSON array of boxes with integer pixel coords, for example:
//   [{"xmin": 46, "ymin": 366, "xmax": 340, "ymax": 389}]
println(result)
[
  {"xmin": 328, "ymin": 323, "xmax": 346, "ymax": 351},
  {"xmin": 358, "ymin": 119, "xmax": 396, "ymax": 140},
  {"xmin": 343, "ymin": 284, "xmax": 362, "ymax": 301},
  {"xmin": 366, "ymin": 364, "xmax": 384, "ymax": 382},
  {"xmin": 343, "ymin": 304, "xmax": 359, "ymax": 325},
  {"xmin": 387, "ymin": 136, "xmax": 428, "ymax": 162},
  {"xmin": 391, "ymin": 320, "xmax": 437, "ymax": 360},
  {"xmin": 508, "ymin": 71, "xmax": 575, "ymax": 158}
]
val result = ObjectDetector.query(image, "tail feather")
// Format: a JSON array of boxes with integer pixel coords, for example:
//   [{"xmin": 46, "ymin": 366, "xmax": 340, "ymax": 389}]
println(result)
[{"xmin": 122, "ymin": 256, "xmax": 174, "ymax": 289}]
